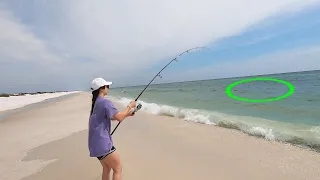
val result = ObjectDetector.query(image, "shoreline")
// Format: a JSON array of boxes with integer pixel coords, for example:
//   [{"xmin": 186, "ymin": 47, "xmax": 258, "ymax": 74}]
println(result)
[
  {"xmin": 0, "ymin": 91, "xmax": 81, "ymax": 123},
  {"xmin": 2, "ymin": 89, "xmax": 318, "ymax": 153},
  {"xmin": 0, "ymin": 92, "xmax": 92, "ymax": 180},
  {"xmin": 0, "ymin": 91, "xmax": 80, "ymax": 113},
  {"xmin": 1, "ymin": 92, "xmax": 320, "ymax": 180},
  {"xmin": 0, "ymin": 90, "xmax": 79, "ymax": 97},
  {"xmin": 110, "ymin": 96, "xmax": 320, "ymax": 153}
]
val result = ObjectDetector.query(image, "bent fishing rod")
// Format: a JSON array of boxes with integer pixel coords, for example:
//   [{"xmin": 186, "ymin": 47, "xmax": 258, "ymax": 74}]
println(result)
[{"xmin": 110, "ymin": 46, "xmax": 208, "ymax": 135}]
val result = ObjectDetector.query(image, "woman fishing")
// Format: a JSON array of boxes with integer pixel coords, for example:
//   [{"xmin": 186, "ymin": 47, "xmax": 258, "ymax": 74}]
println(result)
[{"xmin": 88, "ymin": 77, "xmax": 136, "ymax": 180}]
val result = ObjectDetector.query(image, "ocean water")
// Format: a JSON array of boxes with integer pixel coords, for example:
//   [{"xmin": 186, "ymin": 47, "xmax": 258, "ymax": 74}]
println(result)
[{"xmin": 109, "ymin": 70, "xmax": 320, "ymax": 151}]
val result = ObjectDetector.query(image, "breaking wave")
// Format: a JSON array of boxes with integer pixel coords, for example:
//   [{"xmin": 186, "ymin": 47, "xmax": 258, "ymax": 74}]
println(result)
[{"xmin": 109, "ymin": 96, "xmax": 320, "ymax": 152}]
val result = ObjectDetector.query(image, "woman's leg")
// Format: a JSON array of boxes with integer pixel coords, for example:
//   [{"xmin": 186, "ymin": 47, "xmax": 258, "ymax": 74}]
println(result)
[
  {"xmin": 100, "ymin": 150, "xmax": 122, "ymax": 180},
  {"xmin": 99, "ymin": 160, "xmax": 111, "ymax": 180}
]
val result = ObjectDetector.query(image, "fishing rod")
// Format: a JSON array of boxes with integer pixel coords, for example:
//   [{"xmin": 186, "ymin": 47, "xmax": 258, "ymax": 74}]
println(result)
[{"xmin": 110, "ymin": 46, "xmax": 208, "ymax": 135}]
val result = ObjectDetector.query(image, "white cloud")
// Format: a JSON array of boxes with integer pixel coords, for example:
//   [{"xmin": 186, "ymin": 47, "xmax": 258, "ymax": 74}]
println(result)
[
  {"xmin": 0, "ymin": 6, "xmax": 62, "ymax": 65},
  {"xmin": 58, "ymin": 0, "xmax": 318, "ymax": 66},
  {"xmin": 162, "ymin": 46, "xmax": 320, "ymax": 83},
  {"xmin": 0, "ymin": 0, "xmax": 319, "ymax": 92}
]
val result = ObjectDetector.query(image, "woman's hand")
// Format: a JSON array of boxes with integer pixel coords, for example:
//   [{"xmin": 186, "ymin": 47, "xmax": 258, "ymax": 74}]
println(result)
[
  {"xmin": 128, "ymin": 112, "xmax": 135, "ymax": 116},
  {"xmin": 112, "ymin": 101, "xmax": 136, "ymax": 121},
  {"xmin": 128, "ymin": 100, "xmax": 137, "ymax": 109}
]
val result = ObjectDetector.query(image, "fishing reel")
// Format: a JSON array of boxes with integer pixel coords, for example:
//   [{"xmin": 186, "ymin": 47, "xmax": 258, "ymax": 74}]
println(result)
[{"xmin": 131, "ymin": 103, "xmax": 142, "ymax": 115}]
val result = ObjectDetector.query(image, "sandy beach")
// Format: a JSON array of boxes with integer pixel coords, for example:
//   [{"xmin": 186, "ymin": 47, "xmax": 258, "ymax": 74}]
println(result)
[
  {"xmin": 1, "ymin": 92, "xmax": 320, "ymax": 180},
  {"xmin": 0, "ymin": 91, "xmax": 79, "ymax": 112}
]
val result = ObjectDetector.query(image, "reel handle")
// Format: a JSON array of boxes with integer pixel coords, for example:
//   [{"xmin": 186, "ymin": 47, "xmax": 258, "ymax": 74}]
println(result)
[{"xmin": 131, "ymin": 103, "xmax": 142, "ymax": 115}]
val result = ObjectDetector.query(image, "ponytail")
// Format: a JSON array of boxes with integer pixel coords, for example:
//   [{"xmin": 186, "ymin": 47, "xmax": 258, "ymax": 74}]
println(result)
[
  {"xmin": 91, "ymin": 89, "xmax": 99, "ymax": 115},
  {"xmin": 90, "ymin": 85, "xmax": 106, "ymax": 115}
]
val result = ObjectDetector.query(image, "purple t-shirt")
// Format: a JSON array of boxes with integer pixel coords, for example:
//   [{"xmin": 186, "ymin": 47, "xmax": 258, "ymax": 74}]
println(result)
[{"xmin": 88, "ymin": 96, "xmax": 119, "ymax": 157}]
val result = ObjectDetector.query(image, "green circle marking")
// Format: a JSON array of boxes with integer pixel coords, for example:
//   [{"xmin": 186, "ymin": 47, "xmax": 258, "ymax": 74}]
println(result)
[{"xmin": 225, "ymin": 77, "xmax": 295, "ymax": 102}]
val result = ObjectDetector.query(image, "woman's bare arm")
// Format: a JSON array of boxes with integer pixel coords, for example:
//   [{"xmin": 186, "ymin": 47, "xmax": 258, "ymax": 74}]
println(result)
[{"xmin": 112, "ymin": 106, "xmax": 133, "ymax": 122}]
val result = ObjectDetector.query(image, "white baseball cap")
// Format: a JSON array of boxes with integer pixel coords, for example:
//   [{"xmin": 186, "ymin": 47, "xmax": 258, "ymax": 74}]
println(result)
[{"xmin": 91, "ymin": 77, "xmax": 112, "ymax": 91}]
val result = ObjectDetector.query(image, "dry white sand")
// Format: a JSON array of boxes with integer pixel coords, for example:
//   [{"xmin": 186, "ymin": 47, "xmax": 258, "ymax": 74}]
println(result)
[
  {"xmin": 0, "ymin": 92, "xmax": 91, "ymax": 180},
  {"xmin": 1, "ymin": 92, "xmax": 320, "ymax": 180},
  {"xmin": 0, "ymin": 91, "xmax": 79, "ymax": 111}
]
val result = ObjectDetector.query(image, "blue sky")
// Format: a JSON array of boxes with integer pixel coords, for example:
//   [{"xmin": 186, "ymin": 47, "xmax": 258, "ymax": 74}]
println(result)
[
  {"xmin": 150, "ymin": 5, "xmax": 320, "ymax": 73},
  {"xmin": 0, "ymin": 0, "xmax": 320, "ymax": 93}
]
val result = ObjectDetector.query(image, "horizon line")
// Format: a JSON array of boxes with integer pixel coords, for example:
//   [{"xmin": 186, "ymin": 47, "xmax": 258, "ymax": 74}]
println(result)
[
  {"xmin": 112, "ymin": 69, "xmax": 320, "ymax": 89},
  {"xmin": 1, "ymin": 69, "xmax": 318, "ymax": 94}
]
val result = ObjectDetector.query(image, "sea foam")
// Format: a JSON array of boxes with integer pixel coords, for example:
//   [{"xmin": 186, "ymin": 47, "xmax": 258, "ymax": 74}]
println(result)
[
  {"xmin": 113, "ymin": 96, "xmax": 215, "ymax": 125},
  {"xmin": 109, "ymin": 96, "xmax": 320, "ymax": 151}
]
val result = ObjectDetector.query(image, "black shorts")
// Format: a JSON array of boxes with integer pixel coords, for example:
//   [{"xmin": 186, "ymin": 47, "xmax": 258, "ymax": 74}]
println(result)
[{"xmin": 97, "ymin": 146, "xmax": 116, "ymax": 160}]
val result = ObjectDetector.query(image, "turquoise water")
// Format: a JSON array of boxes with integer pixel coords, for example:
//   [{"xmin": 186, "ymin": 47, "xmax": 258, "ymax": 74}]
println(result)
[{"xmin": 109, "ymin": 70, "xmax": 320, "ymax": 150}]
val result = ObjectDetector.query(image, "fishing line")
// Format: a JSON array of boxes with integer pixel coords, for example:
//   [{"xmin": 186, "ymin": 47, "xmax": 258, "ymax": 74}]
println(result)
[{"xmin": 110, "ymin": 46, "xmax": 209, "ymax": 135}]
